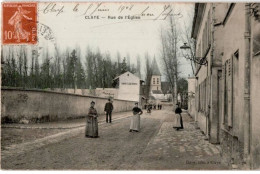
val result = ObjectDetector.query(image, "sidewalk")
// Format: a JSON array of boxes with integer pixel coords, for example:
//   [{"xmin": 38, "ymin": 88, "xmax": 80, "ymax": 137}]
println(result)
[{"xmin": 134, "ymin": 110, "xmax": 229, "ymax": 170}]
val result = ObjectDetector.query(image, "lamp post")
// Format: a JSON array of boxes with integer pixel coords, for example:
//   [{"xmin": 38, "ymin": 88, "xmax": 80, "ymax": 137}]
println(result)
[{"xmin": 180, "ymin": 43, "xmax": 208, "ymax": 66}]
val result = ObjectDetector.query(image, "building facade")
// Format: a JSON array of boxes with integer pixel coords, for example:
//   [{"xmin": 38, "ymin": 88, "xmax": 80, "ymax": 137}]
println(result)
[
  {"xmin": 150, "ymin": 58, "xmax": 162, "ymax": 92},
  {"xmin": 190, "ymin": 3, "xmax": 260, "ymax": 169},
  {"xmin": 113, "ymin": 71, "xmax": 142, "ymax": 102},
  {"xmin": 191, "ymin": 3, "xmax": 223, "ymax": 144},
  {"xmin": 149, "ymin": 57, "xmax": 168, "ymax": 103},
  {"xmin": 187, "ymin": 77, "xmax": 196, "ymax": 118}
]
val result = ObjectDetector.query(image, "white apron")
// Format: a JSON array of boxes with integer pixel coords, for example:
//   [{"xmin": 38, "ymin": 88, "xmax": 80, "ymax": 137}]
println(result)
[
  {"xmin": 173, "ymin": 114, "xmax": 181, "ymax": 128},
  {"xmin": 130, "ymin": 114, "xmax": 140, "ymax": 131}
]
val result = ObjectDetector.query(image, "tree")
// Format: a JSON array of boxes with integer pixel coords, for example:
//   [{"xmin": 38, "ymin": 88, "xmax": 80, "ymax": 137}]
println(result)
[
  {"xmin": 41, "ymin": 50, "xmax": 51, "ymax": 89},
  {"xmin": 116, "ymin": 52, "xmax": 121, "ymax": 76},
  {"xmin": 144, "ymin": 52, "xmax": 152, "ymax": 99},
  {"xmin": 121, "ymin": 57, "xmax": 128, "ymax": 74},
  {"xmin": 18, "ymin": 47, "xmax": 24, "ymax": 87},
  {"xmin": 160, "ymin": 14, "xmax": 180, "ymax": 107},
  {"xmin": 23, "ymin": 47, "xmax": 28, "ymax": 88},
  {"xmin": 76, "ymin": 58, "xmax": 86, "ymax": 89},
  {"xmin": 34, "ymin": 55, "xmax": 40, "ymax": 88},
  {"xmin": 2, "ymin": 44, "xmax": 141, "ymax": 91},
  {"xmin": 68, "ymin": 49, "xmax": 78, "ymax": 91},
  {"xmin": 126, "ymin": 53, "xmax": 131, "ymax": 71},
  {"xmin": 136, "ymin": 55, "xmax": 141, "ymax": 78},
  {"xmin": 85, "ymin": 47, "xmax": 94, "ymax": 89},
  {"xmin": 177, "ymin": 78, "xmax": 188, "ymax": 93}
]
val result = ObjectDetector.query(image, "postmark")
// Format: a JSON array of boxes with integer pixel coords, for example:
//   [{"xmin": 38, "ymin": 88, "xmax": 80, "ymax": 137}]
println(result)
[{"xmin": 2, "ymin": 2, "xmax": 37, "ymax": 44}]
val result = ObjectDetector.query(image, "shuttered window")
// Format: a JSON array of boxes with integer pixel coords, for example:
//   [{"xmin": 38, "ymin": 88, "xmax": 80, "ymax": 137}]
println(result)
[
  {"xmin": 198, "ymin": 79, "xmax": 207, "ymax": 113},
  {"xmin": 223, "ymin": 56, "xmax": 233, "ymax": 128}
]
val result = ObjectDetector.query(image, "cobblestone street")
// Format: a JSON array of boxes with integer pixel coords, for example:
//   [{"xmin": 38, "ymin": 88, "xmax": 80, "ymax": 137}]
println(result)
[{"xmin": 1, "ymin": 106, "xmax": 229, "ymax": 170}]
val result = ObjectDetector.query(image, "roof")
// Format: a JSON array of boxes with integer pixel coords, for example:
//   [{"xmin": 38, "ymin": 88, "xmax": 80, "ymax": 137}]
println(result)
[
  {"xmin": 151, "ymin": 57, "xmax": 161, "ymax": 76},
  {"xmin": 191, "ymin": 3, "xmax": 206, "ymax": 39},
  {"xmin": 113, "ymin": 71, "xmax": 140, "ymax": 80}
]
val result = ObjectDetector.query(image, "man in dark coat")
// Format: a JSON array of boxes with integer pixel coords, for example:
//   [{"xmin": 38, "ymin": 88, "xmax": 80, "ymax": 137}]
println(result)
[
  {"xmin": 104, "ymin": 99, "xmax": 113, "ymax": 123},
  {"xmin": 173, "ymin": 103, "xmax": 183, "ymax": 130}
]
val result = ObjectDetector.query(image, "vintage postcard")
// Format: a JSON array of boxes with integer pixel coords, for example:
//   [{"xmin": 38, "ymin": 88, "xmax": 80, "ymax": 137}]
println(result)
[{"xmin": 1, "ymin": 0, "xmax": 260, "ymax": 170}]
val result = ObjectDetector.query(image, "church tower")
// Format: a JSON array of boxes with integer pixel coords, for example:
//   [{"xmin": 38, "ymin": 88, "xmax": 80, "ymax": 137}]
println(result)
[{"xmin": 150, "ymin": 57, "xmax": 162, "ymax": 92}]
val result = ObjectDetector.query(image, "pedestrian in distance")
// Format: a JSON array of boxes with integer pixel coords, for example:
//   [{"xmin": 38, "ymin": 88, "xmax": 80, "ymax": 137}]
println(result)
[
  {"xmin": 85, "ymin": 101, "xmax": 99, "ymax": 138},
  {"xmin": 130, "ymin": 102, "xmax": 143, "ymax": 132},
  {"xmin": 104, "ymin": 98, "xmax": 113, "ymax": 123},
  {"xmin": 147, "ymin": 103, "xmax": 152, "ymax": 113},
  {"xmin": 173, "ymin": 103, "xmax": 184, "ymax": 131}
]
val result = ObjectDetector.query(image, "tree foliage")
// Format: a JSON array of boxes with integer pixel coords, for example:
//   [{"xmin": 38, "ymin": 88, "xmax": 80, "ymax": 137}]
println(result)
[
  {"xmin": 177, "ymin": 78, "xmax": 188, "ymax": 93},
  {"xmin": 2, "ymin": 46, "xmax": 136, "ymax": 90},
  {"xmin": 160, "ymin": 14, "xmax": 180, "ymax": 106}
]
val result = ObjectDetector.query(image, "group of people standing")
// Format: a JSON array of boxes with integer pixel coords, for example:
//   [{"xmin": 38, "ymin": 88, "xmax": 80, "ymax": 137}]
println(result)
[
  {"xmin": 85, "ymin": 100, "xmax": 184, "ymax": 138},
  {"xmin": 85, "ymin": 99, "xmax": 143, "ymax": 138},
  {"xmin": 144, "ymin": 104, "xmax": 163, "ymax": 110},
  {"xmin": 145, "ymin": 103, "xmax": 163, "ymax": 114}
]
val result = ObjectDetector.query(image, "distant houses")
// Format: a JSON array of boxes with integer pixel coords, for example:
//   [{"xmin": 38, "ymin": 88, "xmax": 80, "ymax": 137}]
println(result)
[
  {"xmin": 50, "ymin": 58, "xmax": 172, "ymax": 107},
  {"xmin": 112, "ymin": 71, "xmax": 143, "ymax": 102}
]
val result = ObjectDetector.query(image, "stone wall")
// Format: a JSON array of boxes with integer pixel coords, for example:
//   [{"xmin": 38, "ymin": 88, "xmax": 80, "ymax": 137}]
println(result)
[
  {"xmin": 1, "ymin": 88, "xmax": 135, "ymax": 123},
  {"xmin": 220, "ymin": 130, "xmax": 244, "ymax": 168}
]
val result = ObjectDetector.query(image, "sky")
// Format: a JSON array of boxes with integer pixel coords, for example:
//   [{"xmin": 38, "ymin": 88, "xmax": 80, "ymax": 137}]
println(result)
[
  {"xmin": 2, "ymin": 1, "xmax": 195, "ymax": 80},
  {"xmin": 37, "ymin": 2, "xmax": 195, "ymax": 79}
]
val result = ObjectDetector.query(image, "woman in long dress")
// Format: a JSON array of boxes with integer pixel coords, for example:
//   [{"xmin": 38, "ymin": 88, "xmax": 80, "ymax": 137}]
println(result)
[
  {"xmin": 85, "ymin": 101, "xmax": 99, "ymax": 138},
  {"xmin": 130, "ymin": 102, "xmax": 143, "ymax": 132},
  {"xmin": 173, "ymin": 103, "xmax": 184, "ymax": 131}
]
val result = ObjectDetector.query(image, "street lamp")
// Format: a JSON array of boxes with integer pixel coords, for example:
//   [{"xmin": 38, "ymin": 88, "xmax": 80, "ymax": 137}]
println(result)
[{"xmin": 180, "ymin": 43, "xmax": 208, "ymax": 66}]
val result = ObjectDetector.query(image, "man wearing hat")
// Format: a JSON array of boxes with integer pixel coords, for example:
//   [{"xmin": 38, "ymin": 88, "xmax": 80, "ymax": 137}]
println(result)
[{"xmin": 104, "ymin": 98, "xmax": 114, "ymax": 123}]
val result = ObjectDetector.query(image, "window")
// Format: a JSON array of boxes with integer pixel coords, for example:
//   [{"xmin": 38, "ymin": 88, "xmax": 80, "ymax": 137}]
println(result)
[
  {"xmin": 223, "ymin": 56, "xmax": 234, "ymax": 129},
  {"xmin": 157, "ymin": 78, "xmax": 159, "ymax": 84},
  {"xmin": 199, "ymin": 79, "xmax": 207, "ymax": 112},
  {"xmin": 153, "ymin": 78, "xmax": 155, "ymax": 84}
]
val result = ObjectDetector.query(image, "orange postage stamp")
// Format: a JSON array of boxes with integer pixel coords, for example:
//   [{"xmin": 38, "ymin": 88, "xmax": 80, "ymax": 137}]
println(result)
[{"xmin": 2, "ymin": 2, "xmax": 37, "ymax": 44}]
